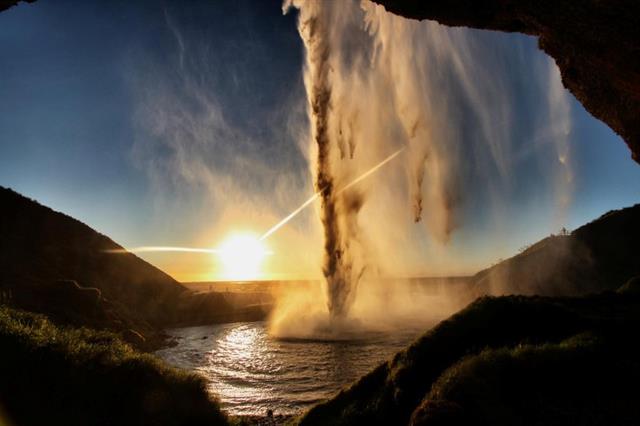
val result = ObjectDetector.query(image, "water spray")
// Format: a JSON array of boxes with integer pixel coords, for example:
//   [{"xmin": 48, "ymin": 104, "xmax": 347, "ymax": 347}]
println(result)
[
  {"xmin": 108, "ymin": 148, "xmax": 404, "ymax": 256},
  {"xmin": 260, "ymin": 147, "xmax": 404, "ymax": 241}
]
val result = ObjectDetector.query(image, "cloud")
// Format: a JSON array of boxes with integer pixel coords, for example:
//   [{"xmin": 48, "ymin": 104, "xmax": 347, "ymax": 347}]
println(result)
[{"xmin": 125, "ymin": 8, "xmax": 322, "ymax": 280}]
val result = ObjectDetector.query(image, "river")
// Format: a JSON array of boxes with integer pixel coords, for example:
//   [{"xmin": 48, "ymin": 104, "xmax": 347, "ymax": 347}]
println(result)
[{"xmin": 155, "ymin": 321, "xmax": 422, "ymax": 416}]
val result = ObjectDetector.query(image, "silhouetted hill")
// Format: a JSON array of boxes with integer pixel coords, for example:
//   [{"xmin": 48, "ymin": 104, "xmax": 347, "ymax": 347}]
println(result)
[
  {"xmin": 0, "ymin": 186, "xmax": 268, "ymax": 349},
  {"xmin": 373, "ymin": 0, "xmax": 640, "ymax": 164},
  {"xmin": 295, "ymin": 205, "xmax": 640, "ymax": 425},
  {"xmin": 472, "ymin": 204, "xmax": 640, "ymax": 296},
  {"xmin": 296, "ymin": 291, "xmax": 640, "ymax": 425}
]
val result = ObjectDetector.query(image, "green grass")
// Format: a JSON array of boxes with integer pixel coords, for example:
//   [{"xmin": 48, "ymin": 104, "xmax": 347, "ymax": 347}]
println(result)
[
  {"xmin": 0, "ymin": 305, "xmax": 229, "ymax": 426},
  {"xmin": 417, "ymin": 333, "xmax": 640, "ymax": 425},
  {"xmin": 296, "ymin": 292, "xmax": 640, "ymax": 426}
]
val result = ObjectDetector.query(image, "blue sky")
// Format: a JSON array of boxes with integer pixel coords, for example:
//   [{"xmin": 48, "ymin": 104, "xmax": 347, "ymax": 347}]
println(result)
[
  {"xmin": 1, "ymin": 0, "xmax": 638, "ymax": 280},
  {"xmin": 0, "ymin": 0, "xmax": 306, "ymax": 243}
]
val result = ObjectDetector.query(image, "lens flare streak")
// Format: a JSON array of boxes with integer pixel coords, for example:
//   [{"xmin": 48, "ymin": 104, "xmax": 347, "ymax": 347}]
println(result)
[
  {"xmin": 258, "ymin": 193, "xmax": 319, "ymax": 241},
  {"xmin": 259, "ymin": 147, "xmax": 404, "ymax": 241},
  {"xmin": 336, "ymin": 148, "xmax": 404, "ymax": 195},
  {"xmin": 105, "ymin": 246, "xmax": 220, "ymax": 254},
  {"xmin": 106, "ymin": 148, "xmax": 403, "ymax": 255}
]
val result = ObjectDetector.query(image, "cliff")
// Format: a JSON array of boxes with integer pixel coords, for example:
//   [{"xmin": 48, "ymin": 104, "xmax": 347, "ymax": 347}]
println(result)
[{"xmin": 373, "ymin": 0, "xmax": 640, "ymax": 164}]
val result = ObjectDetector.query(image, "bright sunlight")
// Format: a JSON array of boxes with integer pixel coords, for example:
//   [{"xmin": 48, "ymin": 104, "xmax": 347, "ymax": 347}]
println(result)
[{"xmin": 216, "ymin": 233, "xmax": 271, "ymax": 281}]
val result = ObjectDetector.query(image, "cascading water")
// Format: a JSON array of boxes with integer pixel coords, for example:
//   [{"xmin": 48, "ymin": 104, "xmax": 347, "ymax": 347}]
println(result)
[{"xmin": 282, "ymin": 0, "xmax": 573, "ymax": 325}]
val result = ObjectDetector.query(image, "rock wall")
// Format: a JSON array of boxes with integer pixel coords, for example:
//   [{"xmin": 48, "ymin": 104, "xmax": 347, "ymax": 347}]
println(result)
[
  {"xmin": 373, "ymin": 0, "xmax": 640, "ymax": 164},
  {"xmin": 0, "ymin": 0, "xmax": 34, "ymax": 12},
  {"xmin": 3, "ymin": 0, "xmax": 638, "ymax": 163}
]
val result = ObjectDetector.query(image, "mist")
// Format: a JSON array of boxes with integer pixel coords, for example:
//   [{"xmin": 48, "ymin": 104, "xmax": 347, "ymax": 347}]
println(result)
[
  {"xmin": 270, "ymin": 0, "xmax": 574, "ymax": 337},
  {"xmin": 126, "ymin": 7, "xmax": 324, "ymax": 281},
  {"xmin": 2, "ymin": 0, "xmax": 639, "ymax": 422},
  {"xmin": 125, "ymin": 0, "xmax": 575, "ymax": 331}
]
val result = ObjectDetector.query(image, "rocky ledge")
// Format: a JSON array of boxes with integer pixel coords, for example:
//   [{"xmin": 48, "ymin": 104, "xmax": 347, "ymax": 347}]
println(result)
[{"xmin": 373, "ymin": 0, "xmax": 640, "ymax": 164}]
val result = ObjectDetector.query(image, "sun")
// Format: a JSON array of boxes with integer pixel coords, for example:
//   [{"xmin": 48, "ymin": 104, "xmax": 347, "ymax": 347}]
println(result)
[{"xmin": 216, "ymin": 233, "xmax": 271, "ymax": 281}]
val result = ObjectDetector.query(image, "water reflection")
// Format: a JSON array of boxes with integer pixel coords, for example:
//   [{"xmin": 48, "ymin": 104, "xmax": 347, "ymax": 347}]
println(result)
[{"xmin": 156, "ymin": 321, "xmax": 421, "ymax": 416}]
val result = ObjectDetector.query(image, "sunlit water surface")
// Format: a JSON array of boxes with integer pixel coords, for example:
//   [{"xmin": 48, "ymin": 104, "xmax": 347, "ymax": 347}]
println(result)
[{"xmin": 155, "ymin": 321, "xmax": 422, "ymax": 416}]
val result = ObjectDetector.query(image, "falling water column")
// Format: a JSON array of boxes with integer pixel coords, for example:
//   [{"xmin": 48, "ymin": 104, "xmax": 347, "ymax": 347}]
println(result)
[{"xmin": 295, "ymin": 1, "xmax": 356, "ymax": 319}]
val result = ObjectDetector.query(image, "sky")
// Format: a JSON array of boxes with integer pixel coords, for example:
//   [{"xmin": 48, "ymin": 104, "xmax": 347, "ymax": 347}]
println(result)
[{"xmin": 1, "ymin": 0, "xmax": 639, "ymax": 282}]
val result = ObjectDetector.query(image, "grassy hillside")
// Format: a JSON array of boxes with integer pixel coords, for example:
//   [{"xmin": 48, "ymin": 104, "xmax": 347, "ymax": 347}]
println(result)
[
  {"xmin": 471, "ymin": 204, "xmax": 640, "ymax": 296},
  {"xmin": 296, "ymin": 287, "xmax": 640, "ymax": 425},
  {"xmin": 0, "ymin": 305, "xmax": 229, "ymax": 426},
  {"xmin": 413, "ymin": 333, "xmax": 640, "ymax": 425},
  {"xmin": 0, "ymin": 186, "xmax": 185, "ymax": 346},
  {"xmin": 0, "ymin": 186, "xmax": 268, "ymax": 349}
]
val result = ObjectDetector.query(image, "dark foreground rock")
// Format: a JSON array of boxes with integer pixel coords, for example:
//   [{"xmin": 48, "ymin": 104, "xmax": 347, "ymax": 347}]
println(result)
[
  {"xmin": 295, "ymin": 290, "xmax": 640, "ymax": 425},
  {"xmin": 373, "ymin": 0, "xmax": 640, "ymax": 164},
  {"xmin": 0, "ymin": 305, "xmax": 229, "ymax": 426},
  {"xmin": 0, "ymin": 0, "xmax": 35, "ymax": 13}
]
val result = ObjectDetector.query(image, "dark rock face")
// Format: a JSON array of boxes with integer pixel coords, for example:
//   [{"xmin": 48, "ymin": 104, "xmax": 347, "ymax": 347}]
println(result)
[
  {"xmin": 372, "ymin": 0, "xmax": 640, "ymax": 164},
  {"xmin": 0, "ymin": 0, "xmax": 35, "ymax": 13},
  {"xmin": 298, "ymin": 294, "xmax": 640, "ymax": 426}
]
